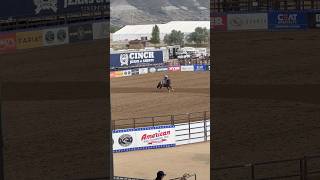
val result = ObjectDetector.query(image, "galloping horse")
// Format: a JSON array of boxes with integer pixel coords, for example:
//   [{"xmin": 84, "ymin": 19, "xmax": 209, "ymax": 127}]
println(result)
[{"xmin": 157, "ymin": 78, "xmax": 174, "ymax": 92}]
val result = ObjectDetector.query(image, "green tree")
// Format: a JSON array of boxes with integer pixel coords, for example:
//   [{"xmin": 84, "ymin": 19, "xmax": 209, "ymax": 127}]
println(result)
[
  {"xmin": 187, "ymin": 27, "xmax": 209, "ymax": 46},
  {"xmin": 150, "ymin": 25, "xmax": 160, "ymax": 44},
  {"xmin": 110, "ymin": 25, "xmax": 121, "ymax": 33},
  {"xmin": 163, "ymin": 30, "xmax": 185, "ymax": 46}
]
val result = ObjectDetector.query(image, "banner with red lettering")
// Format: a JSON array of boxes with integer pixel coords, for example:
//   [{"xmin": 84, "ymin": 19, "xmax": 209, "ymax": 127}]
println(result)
[{"xmin": 211, "ymin": 15, "xmax": 227, "ymax": 31}]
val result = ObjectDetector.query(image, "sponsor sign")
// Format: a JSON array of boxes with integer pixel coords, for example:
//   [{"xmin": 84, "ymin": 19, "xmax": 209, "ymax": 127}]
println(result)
[
  {"xmin": 0, "ymin": 33, "xmax": 16, "ymax": 53},
  {"xmin": 122, "ymin": 70, "xmax": 132, "ymax": 77},
  {"xmin": 131, "ymin": 68, "xmax": 140, "ymax": 75},
  {"xmin": 211, "ymin": 15, "xmax": 227, "ymax": 31},
  {"xmin": 110, "ymin": 50, "xmax": 164, "ymax": 68},
  {"xmin": 268, "ymin": 12, "xmax": 307, "ymax": 29},
  {"xmin": 180, "ymin": 65, "xmax": 194, "ymax": 72},
  {"xmin": 110, "ymin": 72, "xmax": 116, "ymax": 78},
  {"xmin": 0, "ymin": 0, "xmax": 108, "ymax": 18},
  {"xmin": 139, "ymin": 68, "xmax": 148, "ymax": 75},
  {"xmin": 93, "ymin": 21, "xmax": 108, "ymax": 39},
  {"xmin": 69, "ymin": 23, "xmax": 93, "ymax": 43},
  {"xmin": 43, "ymin": 27, "xmax": 68, "ymax": 46},
  {"xmin": 194, "ymin": 65, "xmax": 206, "ymax": 72},
  {"xmin": 227, "ymin": 13, "xmax": 268, "ymax": 30},
  {"xmin": 113, "ymin": 125, "xmax": 176, "ymax": 153},
  {"xmin": 156, "ymin": 67, "xmax": 168, "ymax": 72},
  {"xmin": 206, "ymin": 65, "xmax": 211, "ymax": 71},
  {"xmin": 16, "ymin": 31, "xmax": 43, "ymax": 49},
  {"xmin": 168, "ymin": 66, "xmax": 181, "ymax": 72},
  {"xmin": 149, "ymin": 67, "xmax": 156, "ymax": 73},
  {"xmin": 315, "ymin": 14, "xmax": 320, "ymax": 28}
]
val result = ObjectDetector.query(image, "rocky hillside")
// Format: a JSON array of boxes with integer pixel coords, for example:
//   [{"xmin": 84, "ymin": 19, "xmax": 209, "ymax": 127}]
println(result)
[{"xmin": 110, "ymin": 0, "xmax": 209, "ymax": 26}]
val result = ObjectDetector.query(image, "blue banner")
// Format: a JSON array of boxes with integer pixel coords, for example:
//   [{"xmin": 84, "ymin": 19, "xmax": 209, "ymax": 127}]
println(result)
[
  {"xmin": 268, "ymin": 11, "xmax": 308, "ymax": 29},
  {"xmin": 0, "ymin": 0, "xmax": 108, "ymax": 18},
  {"xmin": 110, "ymin": 50, "xmax": 164, "ymax": 68},
  {"xmin": 194, "ymin": 64, "xmax": 207, "ymax": 72}
]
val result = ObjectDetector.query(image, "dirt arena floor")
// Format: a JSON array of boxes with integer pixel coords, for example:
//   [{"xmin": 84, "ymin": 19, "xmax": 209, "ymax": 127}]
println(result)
[
  {"xmin": 114, "ymin": 142, "xmax": 209, "ymax": 180},
  {"xmin": 212, "ymin": 30, "xmax": 320, "ymax": 179},
  {"xmin": 0, "ymin": 40, "xmax": 110, "ymax": 180},
  {"xmin": 111, "ymin": 72, "xmax": 210, "ymax": 120}
]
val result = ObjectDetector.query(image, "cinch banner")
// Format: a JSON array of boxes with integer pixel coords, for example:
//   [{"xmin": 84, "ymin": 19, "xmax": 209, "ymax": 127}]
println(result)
[
  {"xmin": 268, "ymin": 11, "xmax": 307, "ymax": 29},
  {"xmin": 16, "ymin": 31, "xmax": 43, "ymax": 49},
  {"xmin": 0, "ymin": 33, "xmax": 16, "ymax": 53},
  {"xmin": 0, "ymin": 0, "xmax": 108, "ymax": 18},
  {"xmin": 110, "ymin": 50, "xmax": 164, "ymax": 68},
  {"xmin": 113, "ymin": 125, "xmax": 176, "ymax": 153}
]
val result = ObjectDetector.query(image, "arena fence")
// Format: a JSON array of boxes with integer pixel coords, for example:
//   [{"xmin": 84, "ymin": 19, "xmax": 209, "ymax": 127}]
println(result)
[
  {"xmin": 77, "ymin": 174, "xmax": 197, "ymax": 180},
  {"xmin": 112, "ymin": 111, "xmax": 210, "ymax": 130},
  {"xmin": 212, "ymin": 155, "xmax": 320, "ymax": 180}
]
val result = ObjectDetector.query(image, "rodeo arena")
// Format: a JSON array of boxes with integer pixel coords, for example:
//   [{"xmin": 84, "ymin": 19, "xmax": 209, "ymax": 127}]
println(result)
[{"xmin": 212, "ymin": 0, "xmax": 320, "ymax": 180}]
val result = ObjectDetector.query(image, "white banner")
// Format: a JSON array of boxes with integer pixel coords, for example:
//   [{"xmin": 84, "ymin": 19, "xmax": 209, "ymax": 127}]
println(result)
[
  {"xmin": 227, "ymin": 13, "xmax": 268, "ymax": 30},
  {"xmin": 43, "ymin": 27, "xmax": 69, "ymax": 46},
  {"xmin": 149, "ymin": 67, "xmax": 156, "ymax": 73},
  {"xmin": 122, "ymin": 70, "xmax": 132, "ymax": 77},
  {"xmin": 93, "ymin": 21, "xmax": 108, "ymax": 40},
  {"xmin": 139, "ymin": 68, "xmax": 148, "ymax": 75},
  {"xmin": 113, "ymin": 125, "xmax": 176, "ymax": 152},
  {"xmin": 180, "ymin": 65, "xmax": 195, "ymax": 72}
]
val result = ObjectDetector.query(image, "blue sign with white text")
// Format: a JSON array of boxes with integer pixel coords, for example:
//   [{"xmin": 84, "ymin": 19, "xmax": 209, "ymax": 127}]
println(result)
[
  {"xmin": 194, "ymin": 65, "xmax": 206, "ymax": 72},
  {"xmin": 268, "ymin": 11, "xmax": 307, "ymax": 29},
  {"xmin": 110, "ymin": 50, "xmax": 164, "ymax": 68}
]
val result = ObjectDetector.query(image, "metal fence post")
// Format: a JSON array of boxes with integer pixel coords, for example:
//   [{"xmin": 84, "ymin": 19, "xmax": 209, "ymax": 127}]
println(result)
[
  {"xmin": 251, "ymin": 164, "xmax": 255, "ymax": 180},
  {"xmin": 170, "ymin": 115, "xmax": 174, "ymax": 125},
  {"xmin": 133, "ymin": 118, "xmax": 136, "ymax": 129},
  {"xmin": 300, "ymin": 158, "xmax": 305, "ymax": 180},
  {"xmin": 152, "ymin": 117, "xmax": 155, "ymax": 127},
  {"xmin": 304, "ymin": 156, "xmax": 308, "ymax": 180},
  {"xmin": 0, "ymin": 83, "xmax": 4, "ymax": 180},
  {"xmin": 188, "ymin": 113, "xmax": 191, "ymax": 139}
]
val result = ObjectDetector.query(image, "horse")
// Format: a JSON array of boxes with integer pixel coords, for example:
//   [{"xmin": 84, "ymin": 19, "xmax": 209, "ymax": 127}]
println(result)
[{"xmin": 157, "ymin": 79, "xmax": 174, "ymax": 92}]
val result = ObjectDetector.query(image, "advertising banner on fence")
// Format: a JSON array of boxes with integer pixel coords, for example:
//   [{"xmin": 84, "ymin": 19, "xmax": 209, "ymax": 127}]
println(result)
[
  {"xmin": 131, "ymin": 68, "xmax": 140, "ymax": 75},
  {"xmin": 149, "ymin": 67, "xmax": 157, "ymax": 73},
  {"xmin": 139, "ymin": 68, "xmax": 148, "ymax": 75},
  {"xmin": 93, "ymin": 21, "xmax": 108, "ymax": 39},
  {"xmin": 227, "ymin": 13, "xmax": 268, "ymax": 30},
  {"xmin": 16, "ymin": 31, "xmax": 43, "ymax": 49},
  {"xmin": 180, "ymin": 65, "xmax": 195, "ymax": 72},
  {"xmin": 110, "ymin": 71, "xmax": 123, "ymax": 78},
  {"xmin": 211, "ymin": 15, "xmax": 227, "ymax": 31},
  {"xmin": 0, "ymin": 0, "xmax": 108, "ymax": 18},
  {"xmin": 313, "ymin": 13, "xmax": 320, "ymax": 28},
  {"xmin": 113, "ymin": 125, "xmax": 176, "ymax": 153},
  {"xmin": 156, "ymin": 67, "xmax": 168, "ymax": 72},
  {"xmin": 168, "ymin": 66, "xmax": 181, "ymax": 72},
  {"xmin": 43, "ymin": 27, "xmax": 69, "ymax": 46},
  {"xmin": 69, "ymin": 23, "xmax": 93, "ymax": 43},
  {"xmin": 122, "ymin": 70, "xmax": 132, "ymax": 77},
  {"xmin": 194, "ymin": 65, "xmax": 207, "ymax": 72},
  {"xmin": 0, "ymin": 33, "xmax": 16, "ymax": 53},
  {"xmin": 268, "ymin": 11, "xmax": 307, "ymax": 29},
  {"xmin": 110, "ymin": 50, "xmax": 164, "ymax": 68}
]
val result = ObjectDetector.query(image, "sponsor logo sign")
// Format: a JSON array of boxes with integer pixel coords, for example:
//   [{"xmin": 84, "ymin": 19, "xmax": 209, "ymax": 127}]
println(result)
[
  {"xmin": 315, "ymin": 14, "xmax": 320, "ymax": 28},
  {"xmin": 0, "ymin": 33, "xmax": 16, "ymax": 53},
  {"xmin": 156, "ymin": 67, "xmax": 168, "ymax": 72},
  {"xmin": 110, "ymin": 72, "xmax": 116, "ymax": 78},
  {"xmin": 122, "ymin": 70, "xmax": 132, "ymax": 77},
  {"xmin": 227, "ymin": 13, "xmax": 268, "ymax": 30},
  {"xmin": 211, "ymin": 15, "xmax": 227, "ymax": 31},
  {"xmin": 33, "ymin": 0, "xmax": 58, "ymax": 14},
  {"xmin": 69, "ymin": 23, "xmax": 93, "ymax": 43},
  {"xmin": 131, "ymin": 68, "xmax": 140, "ymax": 75},
  {"xmin": 168, "ymin": 66, "xmax": 181, "ymax": 72},
  {"xmin": 93, "ymin": 21, "xmax": 108, "ymax": 39},
  {"xmin": 268, "ymin": 12, "xmax": 307, "ymax": 29},
  {"xmin": 149, "ymin": 67, "xmax": 156, "ymax": 73},
  {"xmin": 180, "ymin": 65, "xmax": 195, "ymax": 72},
  {"xmin": 194, "ymin": 64, "xmax": 206, "ymax": 72},
  {"xmin": 113, "ymin": 125, "xmax": 175, "ymax": 153},
  {"xmin": 110, "ymin": 50, "xmax": 164, "ymax": 68},
  {"xmin": 139, "ymin": 68, "xmax": 148, "ymax": 75},
  {"xmin": 16, "ymin": 31, "xmax": 43, "ymax": 49},
  {"xmin": 43, "ymin": 27, "xmax": 68, "ymax": 46}
]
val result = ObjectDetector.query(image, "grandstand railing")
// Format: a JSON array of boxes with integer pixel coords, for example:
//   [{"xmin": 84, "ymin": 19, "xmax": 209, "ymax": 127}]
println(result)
[
  {"xmin": 112, "ymin": 111, "xmax": 210, "ymax": 130},
  {"xmin": 211, "ymin": 0, "xmax": 320, "ymax": 13},
  {"xmin": 212, "ymin": 155, "xmax": 320, "ymax": 180}
]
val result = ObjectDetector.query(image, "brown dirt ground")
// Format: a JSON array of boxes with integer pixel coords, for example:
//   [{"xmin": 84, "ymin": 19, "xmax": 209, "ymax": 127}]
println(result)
[
  {"xmin": 0, "ymin": 40, "xmax": 111, "ymax": 180},
  {"xmin": 212, "ymin": 30, "xmax": 320, "ymax": 179},
  {"xmin": 113, "ymin": 142, "xmax": 210, "ymax": 180},
  {"xmin": 111, "ymin": 71, "xmax": 210, "ymax": 121}
]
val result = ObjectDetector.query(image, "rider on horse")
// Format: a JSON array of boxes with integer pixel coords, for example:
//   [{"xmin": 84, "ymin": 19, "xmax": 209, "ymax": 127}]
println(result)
[{"xmin": 162, "ymin": 75, "xmax": 169, "ymax": 85}]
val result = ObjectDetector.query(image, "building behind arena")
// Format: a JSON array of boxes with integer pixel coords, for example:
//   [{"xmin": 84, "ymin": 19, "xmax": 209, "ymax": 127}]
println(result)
[{"xmin": 112, "ymin": 21, "xmax": 210, "ymax": 42}]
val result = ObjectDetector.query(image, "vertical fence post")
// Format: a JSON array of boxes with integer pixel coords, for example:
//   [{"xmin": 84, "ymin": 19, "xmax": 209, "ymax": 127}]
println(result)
[
  {"xmin": 0, "ymin": 83, "xmax": 4, "ymax": 180},
  {"xmin": 133, "ymin": 118, "xmax": 136, "ymax": 129},
  {"xmin": 251, "ymin": 164, "xmax": 255, "ymax": 180},
  {"xmin": 188, "ymin": 113, "xmax": 191, "ymax": 139},
  {"xmin": 170, "ymin": 115, "xmax": 174, "ymax": 125},
  {"xmin": 204, "ymin": 111, "xmax": 207, "ymax": 141},
  {"xmin": 300, "ymin": 158, "xmax": 304, "ymax": 180},
  {"xmin": 113, "ymin": 120, "xmax": 116, "ymax": 130},
  {"xmin": 152, "ymin": 117, "xmax": 155, "ymax": 127},
  {"xmin": 304, "ymin": 156, "xmax": 308, "ymax": 180}
]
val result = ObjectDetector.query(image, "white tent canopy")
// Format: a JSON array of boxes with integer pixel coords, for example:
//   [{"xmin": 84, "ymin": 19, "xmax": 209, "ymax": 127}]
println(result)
[{"xmin": 112, "ymin": 21, "xmax": 210, "ymax": 42}]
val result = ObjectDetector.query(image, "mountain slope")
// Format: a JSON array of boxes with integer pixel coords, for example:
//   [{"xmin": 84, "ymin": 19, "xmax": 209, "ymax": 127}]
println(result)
[{"xmin": 110, "ymin": 0, "xmax": 209, "ymax": 26}]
